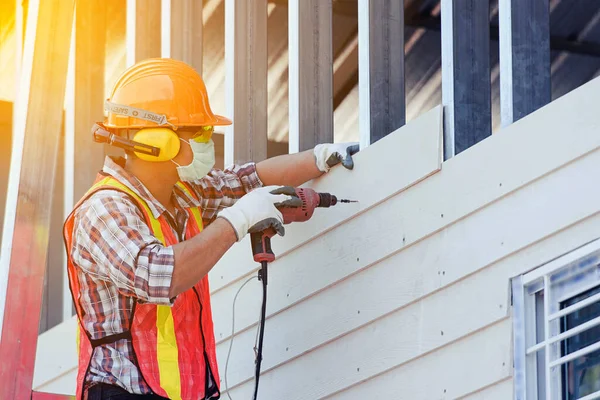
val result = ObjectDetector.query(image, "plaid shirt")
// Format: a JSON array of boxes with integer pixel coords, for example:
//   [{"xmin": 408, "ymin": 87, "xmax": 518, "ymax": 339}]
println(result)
[{"xmin": 70, "ymin": 156, "xmax": 263, "ymax": 395}]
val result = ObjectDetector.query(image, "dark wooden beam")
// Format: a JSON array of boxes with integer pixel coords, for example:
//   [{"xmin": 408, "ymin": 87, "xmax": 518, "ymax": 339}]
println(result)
[
  {"xmin": 270, "ymin": 0, "xmax": 357, "ymax": 17},
  {"xmin": 441, "ymin": 0, "xmax": 491, "ymax": 158},
  {"xmin": 224, "ymin": 0, "xmax": 268, "ymax": 164},
  {"xmin": 164, "ymin": 0, "xmax": 203, "ymax": 74},
  {"xmin": 499, "ymin": 0, "xmax": 551, "ymax": 126},
  {"xmin": 408, "ymin": 15, "xmax": 600, "ymax": 59},
  {"xmin": 358, "ymin": 0, "xmax": 405, "ymax": 146},
  {"xmin": 289, "ymin": 0, "xmax": 334, "ymax": 152},
  {"xmin": 126, "ymin": 0, "xmax": 161, "ymax": 66}
]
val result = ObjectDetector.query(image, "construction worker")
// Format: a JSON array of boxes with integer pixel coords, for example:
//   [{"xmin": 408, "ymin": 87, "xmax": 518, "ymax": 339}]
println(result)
[{"xmin": 63, "ymin": 58, "xmax": 358, "ymax": 400}]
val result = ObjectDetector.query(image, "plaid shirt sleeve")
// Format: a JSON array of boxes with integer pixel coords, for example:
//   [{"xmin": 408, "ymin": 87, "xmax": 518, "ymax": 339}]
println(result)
[
  {"xmin": 71, "ymin": 190, "xmax": 175, "ymax": 305},
  {"xmin": 186, "ymin": 162, "xmax": 264, "ymax": 224}
]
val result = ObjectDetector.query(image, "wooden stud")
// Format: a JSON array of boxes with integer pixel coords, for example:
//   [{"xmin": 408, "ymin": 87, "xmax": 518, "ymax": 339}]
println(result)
[
  {"xmin": 0, "ymin": 0, "xmax": 19, "ymax": 245},
  {"xmin": 0, "ymin": 0, "xmax": 21, "ymax": 343},
  {"xmin": 0, "ymin": 0, "xmax": 74, "ymax": 397},
  {"xmin": 499, "ymin": 0, "xmax": 551, "ymax": 127},
  {"xmin": 126, "ymin": 0, "xmax": 161, "ymax": 66},
  {"xmin": 162, "ymin": 0, "xmax": 203, "ymax": 74},
  {"xmin": 441, "ymin": 0, "xmax": 491, "ymax": 158},
  {"xmin": 358, "ymin": 0, "xmax": 405, "ymax": 148},
  {"xmin": 0, "ymin": 102, "xmax": 11, "ymax": 251},
  {"xmin": 60, "ymin": 0, "xmax": 108, "ymax": 323},
  {"xmin": 224, "ymin": 0, "xmax": 268, "ymax": 165},
  {"xmin": 289, "ymin": 0, "xmax": 333, "ymax": 153},
  {"xmin": 43, "ymin": 121, "xmax": 66, "ymax": 331}
]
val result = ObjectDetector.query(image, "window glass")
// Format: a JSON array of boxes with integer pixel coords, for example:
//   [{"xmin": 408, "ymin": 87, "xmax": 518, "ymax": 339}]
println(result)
[{"xmin": 560, "ymin": 286, "xmax": 600, "ymax": 400}]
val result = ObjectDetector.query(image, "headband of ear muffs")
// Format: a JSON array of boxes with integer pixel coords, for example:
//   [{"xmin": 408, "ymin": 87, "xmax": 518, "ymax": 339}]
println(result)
[{"xmin": 132, "ymin": 128, "xmax": 181, "ymax": 162}]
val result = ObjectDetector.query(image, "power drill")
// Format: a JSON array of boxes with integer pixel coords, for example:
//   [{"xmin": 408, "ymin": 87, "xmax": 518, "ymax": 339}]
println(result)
[
  {"xmin": 249, "ymin": 187, "xmax": 356, "ymax": 400},
  {"xmin": 250, "ymin": 187, "xmax": 356, "ymax": 265}
]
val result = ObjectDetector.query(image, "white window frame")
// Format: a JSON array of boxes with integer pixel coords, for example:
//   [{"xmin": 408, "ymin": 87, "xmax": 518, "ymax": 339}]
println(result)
[{"xmin": 513, "ymin": 238, "xmax": 600, "ymax": 400}]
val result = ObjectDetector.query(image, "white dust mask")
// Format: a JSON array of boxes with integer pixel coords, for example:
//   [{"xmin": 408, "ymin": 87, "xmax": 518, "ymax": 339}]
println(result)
[{"xmin": 171, "ymin": 137, "xmax": 215, "ymax": 182}]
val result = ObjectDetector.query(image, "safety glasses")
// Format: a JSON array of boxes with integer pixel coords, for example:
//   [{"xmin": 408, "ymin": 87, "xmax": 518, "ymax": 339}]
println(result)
[{"xmin": 190, "ymin": 125, "xmax": 214, "ymax": 143}]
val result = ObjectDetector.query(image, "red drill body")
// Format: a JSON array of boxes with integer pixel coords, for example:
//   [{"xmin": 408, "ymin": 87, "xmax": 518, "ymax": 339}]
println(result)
[
  {"xmin": 281, "ymin": 188, "xmax": 336, "ymax": 224},
  {"xmin": 250, "ymin": 188, "xmax": 349, "ymax": 264}
]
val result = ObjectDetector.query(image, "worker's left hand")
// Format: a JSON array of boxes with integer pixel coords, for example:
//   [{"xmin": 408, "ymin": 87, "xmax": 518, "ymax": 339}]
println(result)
[{"xmin": 313, "ymin": 142, "xmax": 360, "ymax": 173}]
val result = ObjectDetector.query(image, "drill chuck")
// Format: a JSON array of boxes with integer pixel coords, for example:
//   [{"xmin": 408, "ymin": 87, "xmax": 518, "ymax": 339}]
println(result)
[{"xmin": 317, "ymin": 192, "xmax": 337, "ymax": 207}]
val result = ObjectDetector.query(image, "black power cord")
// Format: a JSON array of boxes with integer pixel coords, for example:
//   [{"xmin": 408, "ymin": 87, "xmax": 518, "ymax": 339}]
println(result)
[{"xmin": 253, "ymin": 261, "xmax": 268, "ymax": 400}]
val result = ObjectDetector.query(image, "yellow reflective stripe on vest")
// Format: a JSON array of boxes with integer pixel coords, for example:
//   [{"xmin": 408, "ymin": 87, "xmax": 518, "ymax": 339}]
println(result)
[
  {"xmin": 90, "ymin": 176, "xmax": 182, "ymax": 400},
  {"xmin": 175, "ymin": 182, "xmax": 204, "ymax": 230},
  {"xmin": 156, "ymin": 306, "xmax": 181, "ymax": 400}
]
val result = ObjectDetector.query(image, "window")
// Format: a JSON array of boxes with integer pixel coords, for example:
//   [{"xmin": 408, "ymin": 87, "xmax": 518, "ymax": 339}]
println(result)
[{"xmin": 513, "ymin": 239, "xmax": 600, "ymax": 400}]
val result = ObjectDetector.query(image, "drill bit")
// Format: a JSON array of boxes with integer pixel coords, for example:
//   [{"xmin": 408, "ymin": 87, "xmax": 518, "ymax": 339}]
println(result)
[{"xmin": 339, "ymin": 199, "xmax": 358, "ymax": 203}]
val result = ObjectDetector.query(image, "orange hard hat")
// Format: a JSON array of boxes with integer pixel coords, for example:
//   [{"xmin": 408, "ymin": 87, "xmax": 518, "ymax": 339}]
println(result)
[{"xmin": 103, "ymin": 58, "xmax": 231, "ymax": 130}]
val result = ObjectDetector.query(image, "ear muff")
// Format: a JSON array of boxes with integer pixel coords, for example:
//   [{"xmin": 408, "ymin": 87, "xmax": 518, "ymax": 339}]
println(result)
[{"xmin": 132, "ymin": 128, "xmax": 181, "ymax": 161}]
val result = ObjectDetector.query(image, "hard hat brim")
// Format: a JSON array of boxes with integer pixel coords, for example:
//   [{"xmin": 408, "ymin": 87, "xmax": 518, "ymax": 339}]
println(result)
[{"xmin": 212, "ymin": 114, "xmax": 233, "ymax": 126}]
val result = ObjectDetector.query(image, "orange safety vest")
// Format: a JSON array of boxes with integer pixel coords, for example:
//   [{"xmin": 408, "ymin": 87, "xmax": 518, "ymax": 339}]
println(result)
[{"xmin": 63, "ymin": 174, "xmax": 220, "ymax": 400}]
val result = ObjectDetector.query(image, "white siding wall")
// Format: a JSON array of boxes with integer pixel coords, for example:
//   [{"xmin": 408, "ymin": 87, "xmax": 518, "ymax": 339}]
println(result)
[{"xmin": 34, "ymin": 76, "xmax": 600, "ymax": 398}]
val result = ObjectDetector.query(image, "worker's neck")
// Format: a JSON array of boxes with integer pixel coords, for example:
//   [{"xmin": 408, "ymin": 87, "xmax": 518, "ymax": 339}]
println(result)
[{"xmin": 125, "ymin": 157, "xmax": 178, "ymax": 213}]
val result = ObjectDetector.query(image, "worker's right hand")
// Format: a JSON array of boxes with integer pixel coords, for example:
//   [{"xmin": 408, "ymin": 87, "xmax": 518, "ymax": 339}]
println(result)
[{"xmin": 217, "ymin": 186, "xmax": 302, "ymax": 242}]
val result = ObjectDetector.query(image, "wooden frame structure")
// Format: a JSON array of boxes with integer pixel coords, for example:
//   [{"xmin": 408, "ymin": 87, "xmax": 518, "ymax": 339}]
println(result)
[
  {"xmin": 162, "ymin": 0, "xmax": 204, "ymax": 73},
  {"xmin": 499, "ymin": 0, "xmax": 551, "ymax": 127},
  {"xmin": 441, "ymin": 0, "xmax": 491, "ymax": 159},
  {"xmin": 358, "ymin": 0, "xmax": 405, "ymax": 147},
  {"xmin": 0, "ymin": 0, "xmax": 558, "ymax": 397},
  {"xmin": 288, "ymin": 0, "xmax": 334, "ymax": 153},
  {"xmin": 225, "ymin": 0, "xmax": 268, "ymax": 165}
]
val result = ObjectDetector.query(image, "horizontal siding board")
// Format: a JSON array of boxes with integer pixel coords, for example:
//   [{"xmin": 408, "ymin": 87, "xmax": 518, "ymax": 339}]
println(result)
[
  {"xmin": 209, "ymin": 105, "xmax": 443, "ymax": 293},
  {"xmin": 210, "ymin": 76, "xmax": 600, "ymax": 296},
  {"xmin": 459, "ymin": 378, "xmax": 513, "ymax": 400},
  {"xmin": 212, "ymin": 142, "xmax": 600, "ymax": 345},
  {"xmin": 328, "ymin": 320, "xmax": 513, "ymax": 400},
  {"xmin": 228, "ymin": 319, "xmax": 512, "ymax": 400},
  {"xmin": 220, "ymin": 250, "xmax": 512, "ymax": 390}
]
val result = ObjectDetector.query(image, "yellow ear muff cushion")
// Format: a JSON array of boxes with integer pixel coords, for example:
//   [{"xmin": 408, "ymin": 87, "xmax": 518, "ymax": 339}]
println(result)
[{"xmin": 133, "ymin": 128, "xmax": 180, "ymax": 161}]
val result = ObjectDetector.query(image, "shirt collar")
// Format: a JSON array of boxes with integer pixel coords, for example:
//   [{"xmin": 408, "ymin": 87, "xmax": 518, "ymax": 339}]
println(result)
[{"xmin": 102, "ymin": 156, "xmax": 201, "ymax": 219}]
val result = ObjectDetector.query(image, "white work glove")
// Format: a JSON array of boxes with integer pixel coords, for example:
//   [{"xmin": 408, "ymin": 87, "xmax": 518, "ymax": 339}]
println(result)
[
  {"xmin": 217, "ymin": 186, "xmax": 302, "ymax": 242},
  {"xmin": 313, "ymin": 142, "xmax": 360, "ymax": 173}
]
